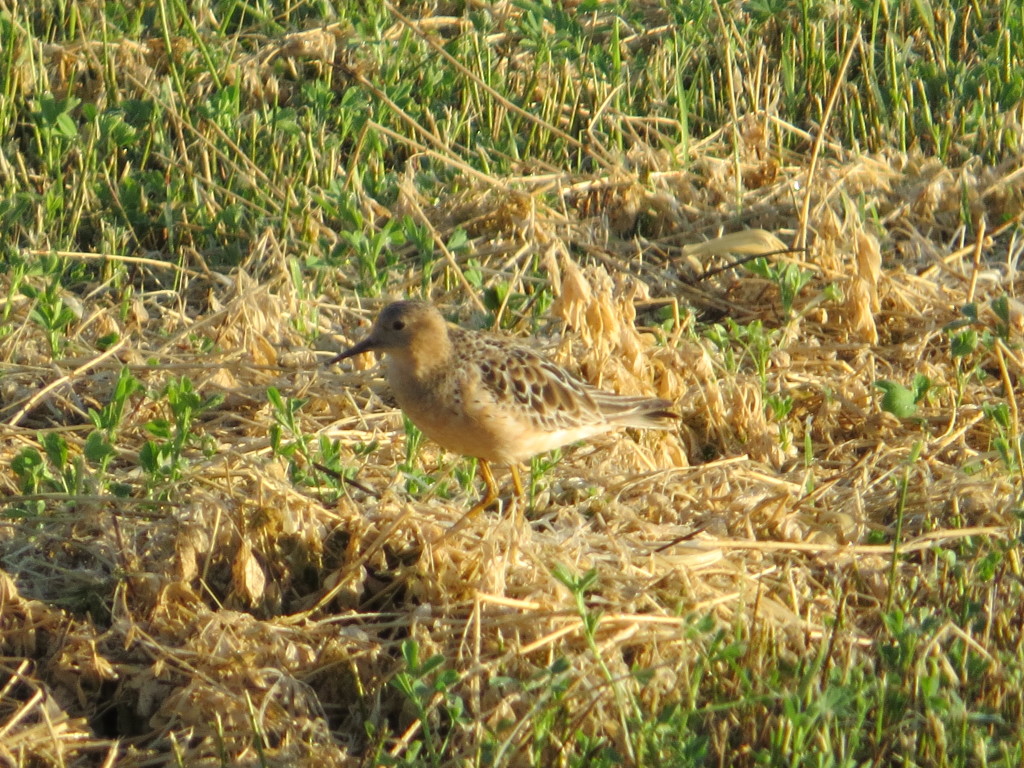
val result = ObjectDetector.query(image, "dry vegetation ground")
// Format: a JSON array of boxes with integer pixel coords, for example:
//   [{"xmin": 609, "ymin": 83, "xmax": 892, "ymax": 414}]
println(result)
[{"xmin": 2, "ymin": 2, "xmax": 1024, "ymax": 766}]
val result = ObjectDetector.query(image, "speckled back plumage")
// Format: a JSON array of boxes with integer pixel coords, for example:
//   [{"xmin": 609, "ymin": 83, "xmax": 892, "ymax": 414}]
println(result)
[{"xmin": 449, "ymin": 326, "xmax": 676, "ymax": 433}]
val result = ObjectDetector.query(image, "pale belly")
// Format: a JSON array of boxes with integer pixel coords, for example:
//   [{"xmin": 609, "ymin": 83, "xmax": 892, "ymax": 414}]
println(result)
[{"xmin": 388, "ymin": 367, "xmax": 605, "ymax": 465}]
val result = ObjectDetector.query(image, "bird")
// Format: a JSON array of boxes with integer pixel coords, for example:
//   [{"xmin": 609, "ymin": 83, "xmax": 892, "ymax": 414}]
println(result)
[{"xmin": 328, "ymin": 299, "xmax": 677, "ymax": 527}]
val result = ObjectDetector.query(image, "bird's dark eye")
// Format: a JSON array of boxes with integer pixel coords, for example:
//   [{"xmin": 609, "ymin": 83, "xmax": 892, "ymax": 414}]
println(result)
[{"xmin": 392, "ymin": 320, "xmax": 405, "ymax": 331}]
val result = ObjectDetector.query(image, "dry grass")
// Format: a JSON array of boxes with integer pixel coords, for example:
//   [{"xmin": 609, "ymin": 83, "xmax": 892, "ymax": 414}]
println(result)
[
  {"xmin": 2, "ymin": 3, "xmax": 1024, "ymax": 766},
  {"xmin": 3, "ymin": 140, "xmax": 1022, "ymax": 764}
]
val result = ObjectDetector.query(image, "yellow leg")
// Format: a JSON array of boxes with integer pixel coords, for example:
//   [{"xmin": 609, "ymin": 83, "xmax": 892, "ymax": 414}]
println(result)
[
  {"xmin": 437, "ymin": 459, "xmax": 499, "ymax": 541},
  {"xmin": 467, "ymin": 459, "xmax": 499, "ymax": 519},
  {"xmin": 509, "ymin": 463, "xmax": 526, "ymax": 528},
  {"xmin": 510, "ymin": 464, "xmax": 523, "ymax": 499}
]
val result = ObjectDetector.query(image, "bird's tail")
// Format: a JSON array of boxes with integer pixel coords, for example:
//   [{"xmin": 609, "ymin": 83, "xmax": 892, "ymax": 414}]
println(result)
[{"xmin": 593, "ymin": 392, "xmax": 679, "ymax": 429}]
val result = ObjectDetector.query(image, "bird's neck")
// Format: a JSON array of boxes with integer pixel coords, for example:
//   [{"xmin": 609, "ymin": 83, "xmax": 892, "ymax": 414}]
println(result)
[{"xmin": 387, "ymin": 332, "xmax": 452, "ymax": 384}]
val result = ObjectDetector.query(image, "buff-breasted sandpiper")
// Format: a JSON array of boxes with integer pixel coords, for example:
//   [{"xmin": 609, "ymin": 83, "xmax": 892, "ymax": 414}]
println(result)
[{"xmin": 329, "ymin": 300, "xmax": 677, "ymax": 523}]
